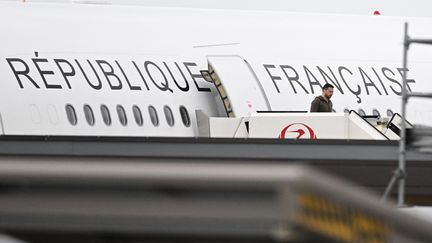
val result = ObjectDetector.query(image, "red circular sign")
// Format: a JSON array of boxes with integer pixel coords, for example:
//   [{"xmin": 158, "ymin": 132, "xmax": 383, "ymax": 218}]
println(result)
[{"xmin": 278, "ymin": 123, "xmax": 317, "ymax": 139}]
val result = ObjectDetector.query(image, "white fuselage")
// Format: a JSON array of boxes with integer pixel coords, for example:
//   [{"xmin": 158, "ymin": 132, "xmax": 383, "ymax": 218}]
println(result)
[{"xmin": 1, "ymin": 2, "xmax": 432, "ymax": 137}]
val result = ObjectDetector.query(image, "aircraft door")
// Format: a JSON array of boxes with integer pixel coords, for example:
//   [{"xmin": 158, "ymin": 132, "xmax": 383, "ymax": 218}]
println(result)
[{"xmin": 202, "ymin": 55, "xmax": 271, "ymax": 118}]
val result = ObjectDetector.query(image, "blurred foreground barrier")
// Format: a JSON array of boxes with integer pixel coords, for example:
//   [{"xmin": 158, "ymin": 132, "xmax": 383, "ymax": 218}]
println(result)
[{"xmin": 0, "ymin": 160, "xmax": 430, "ymax": 242}]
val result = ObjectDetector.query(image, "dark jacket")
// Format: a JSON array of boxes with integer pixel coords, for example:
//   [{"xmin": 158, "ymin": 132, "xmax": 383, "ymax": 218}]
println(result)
[{"xmin": 310, "ymin": 96, "xmax": 333, "ymax": 112}]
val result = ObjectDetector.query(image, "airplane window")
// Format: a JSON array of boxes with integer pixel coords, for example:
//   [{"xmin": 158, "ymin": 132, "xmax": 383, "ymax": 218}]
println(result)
[
  {"xmin": 358, "ymin": 109, "xmax": 366, "ymax": 116},
  {"xmin": 164, "ymin": 105, "xmax": 175, "ymax": 127},
  {"xmin": 117, "ymin": 105, "xmax": 127, "ymax": 126},
  {"xmin": 83, "ymin": 104, "xmax": 95, "ymax": 126},
  {"xmin": 100, "ymin": 105, "xmax": 111, "ymax": 126},
  {"xmin": 148, "ymin": 105, "xmax": 159, "ymax": 126},
  {"xmin": 65, "ymin": 104, "xmax": 77, "ymax": 125},
  {"xmin": 179, "ymin": 106, "xmax": 191, "ymax": 127},
  {"xmin": 387, "ymin": 109, "xmax": 394, "ymax": 117},
  {"xmin": 132, "ymin": 105, "xmax": 143, "ymax": 126},
  {"xmin": 372, "ymin": 109, "xmax": 381, "ymax": 117}
]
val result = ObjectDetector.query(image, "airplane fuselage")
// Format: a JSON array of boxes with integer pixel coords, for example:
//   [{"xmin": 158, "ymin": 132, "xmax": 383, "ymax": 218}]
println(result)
[{"xmin": 1, "ymin": 2, "xmax": 431, "ymax": 137}]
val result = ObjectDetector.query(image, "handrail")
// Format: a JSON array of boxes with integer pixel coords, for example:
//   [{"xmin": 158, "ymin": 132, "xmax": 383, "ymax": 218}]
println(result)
[{"xmin": 349, "ymin": 110, "xmax": 389, "ymax": 140}]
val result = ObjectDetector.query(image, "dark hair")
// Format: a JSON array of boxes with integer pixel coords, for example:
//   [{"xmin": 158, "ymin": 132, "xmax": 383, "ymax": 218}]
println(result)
[{"xmin": 323, "ymin": 83, "xmax": 334, "ymax": 90}]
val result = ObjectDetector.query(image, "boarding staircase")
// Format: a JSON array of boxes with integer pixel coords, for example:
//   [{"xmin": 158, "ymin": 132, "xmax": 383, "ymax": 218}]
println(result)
[{"xmin": 199, "ymin": 55, "xmax": 406, "ymax": 140}]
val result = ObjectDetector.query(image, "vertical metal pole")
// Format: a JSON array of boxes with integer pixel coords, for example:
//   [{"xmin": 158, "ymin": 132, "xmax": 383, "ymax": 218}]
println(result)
[{"xmin": 398, "ymin": 22, "xmax": 409, "ymax": 207}]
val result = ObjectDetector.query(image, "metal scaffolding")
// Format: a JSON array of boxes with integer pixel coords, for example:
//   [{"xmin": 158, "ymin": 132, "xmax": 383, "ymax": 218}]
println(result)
[{"xmin": 383, "ymin": 22, "xmax": 432, "ymax": 207}]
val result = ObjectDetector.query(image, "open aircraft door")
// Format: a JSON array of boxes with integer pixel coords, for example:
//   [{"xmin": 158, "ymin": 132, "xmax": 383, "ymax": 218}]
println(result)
[{"xmin": 203, "ymin": 55, "xmax": 271, "ymax": 117}]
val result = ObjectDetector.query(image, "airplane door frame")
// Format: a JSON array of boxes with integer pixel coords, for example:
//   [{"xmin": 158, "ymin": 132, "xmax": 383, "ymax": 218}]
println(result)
[{"xmin": 204, "ymin": 55, "xmax": 271, "ymax": 118}]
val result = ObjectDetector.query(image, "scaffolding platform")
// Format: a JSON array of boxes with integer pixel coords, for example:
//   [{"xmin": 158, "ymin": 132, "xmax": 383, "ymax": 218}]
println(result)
[{"xmin": 407, "ymin": 127, "xmax": 432, "ymax": 153}]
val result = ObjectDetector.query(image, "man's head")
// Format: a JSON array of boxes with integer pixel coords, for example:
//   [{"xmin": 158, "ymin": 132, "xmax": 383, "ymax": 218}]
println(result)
[{"xmin": 322, "ymin": 83, "xmax": 334, "ymax": 99}]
